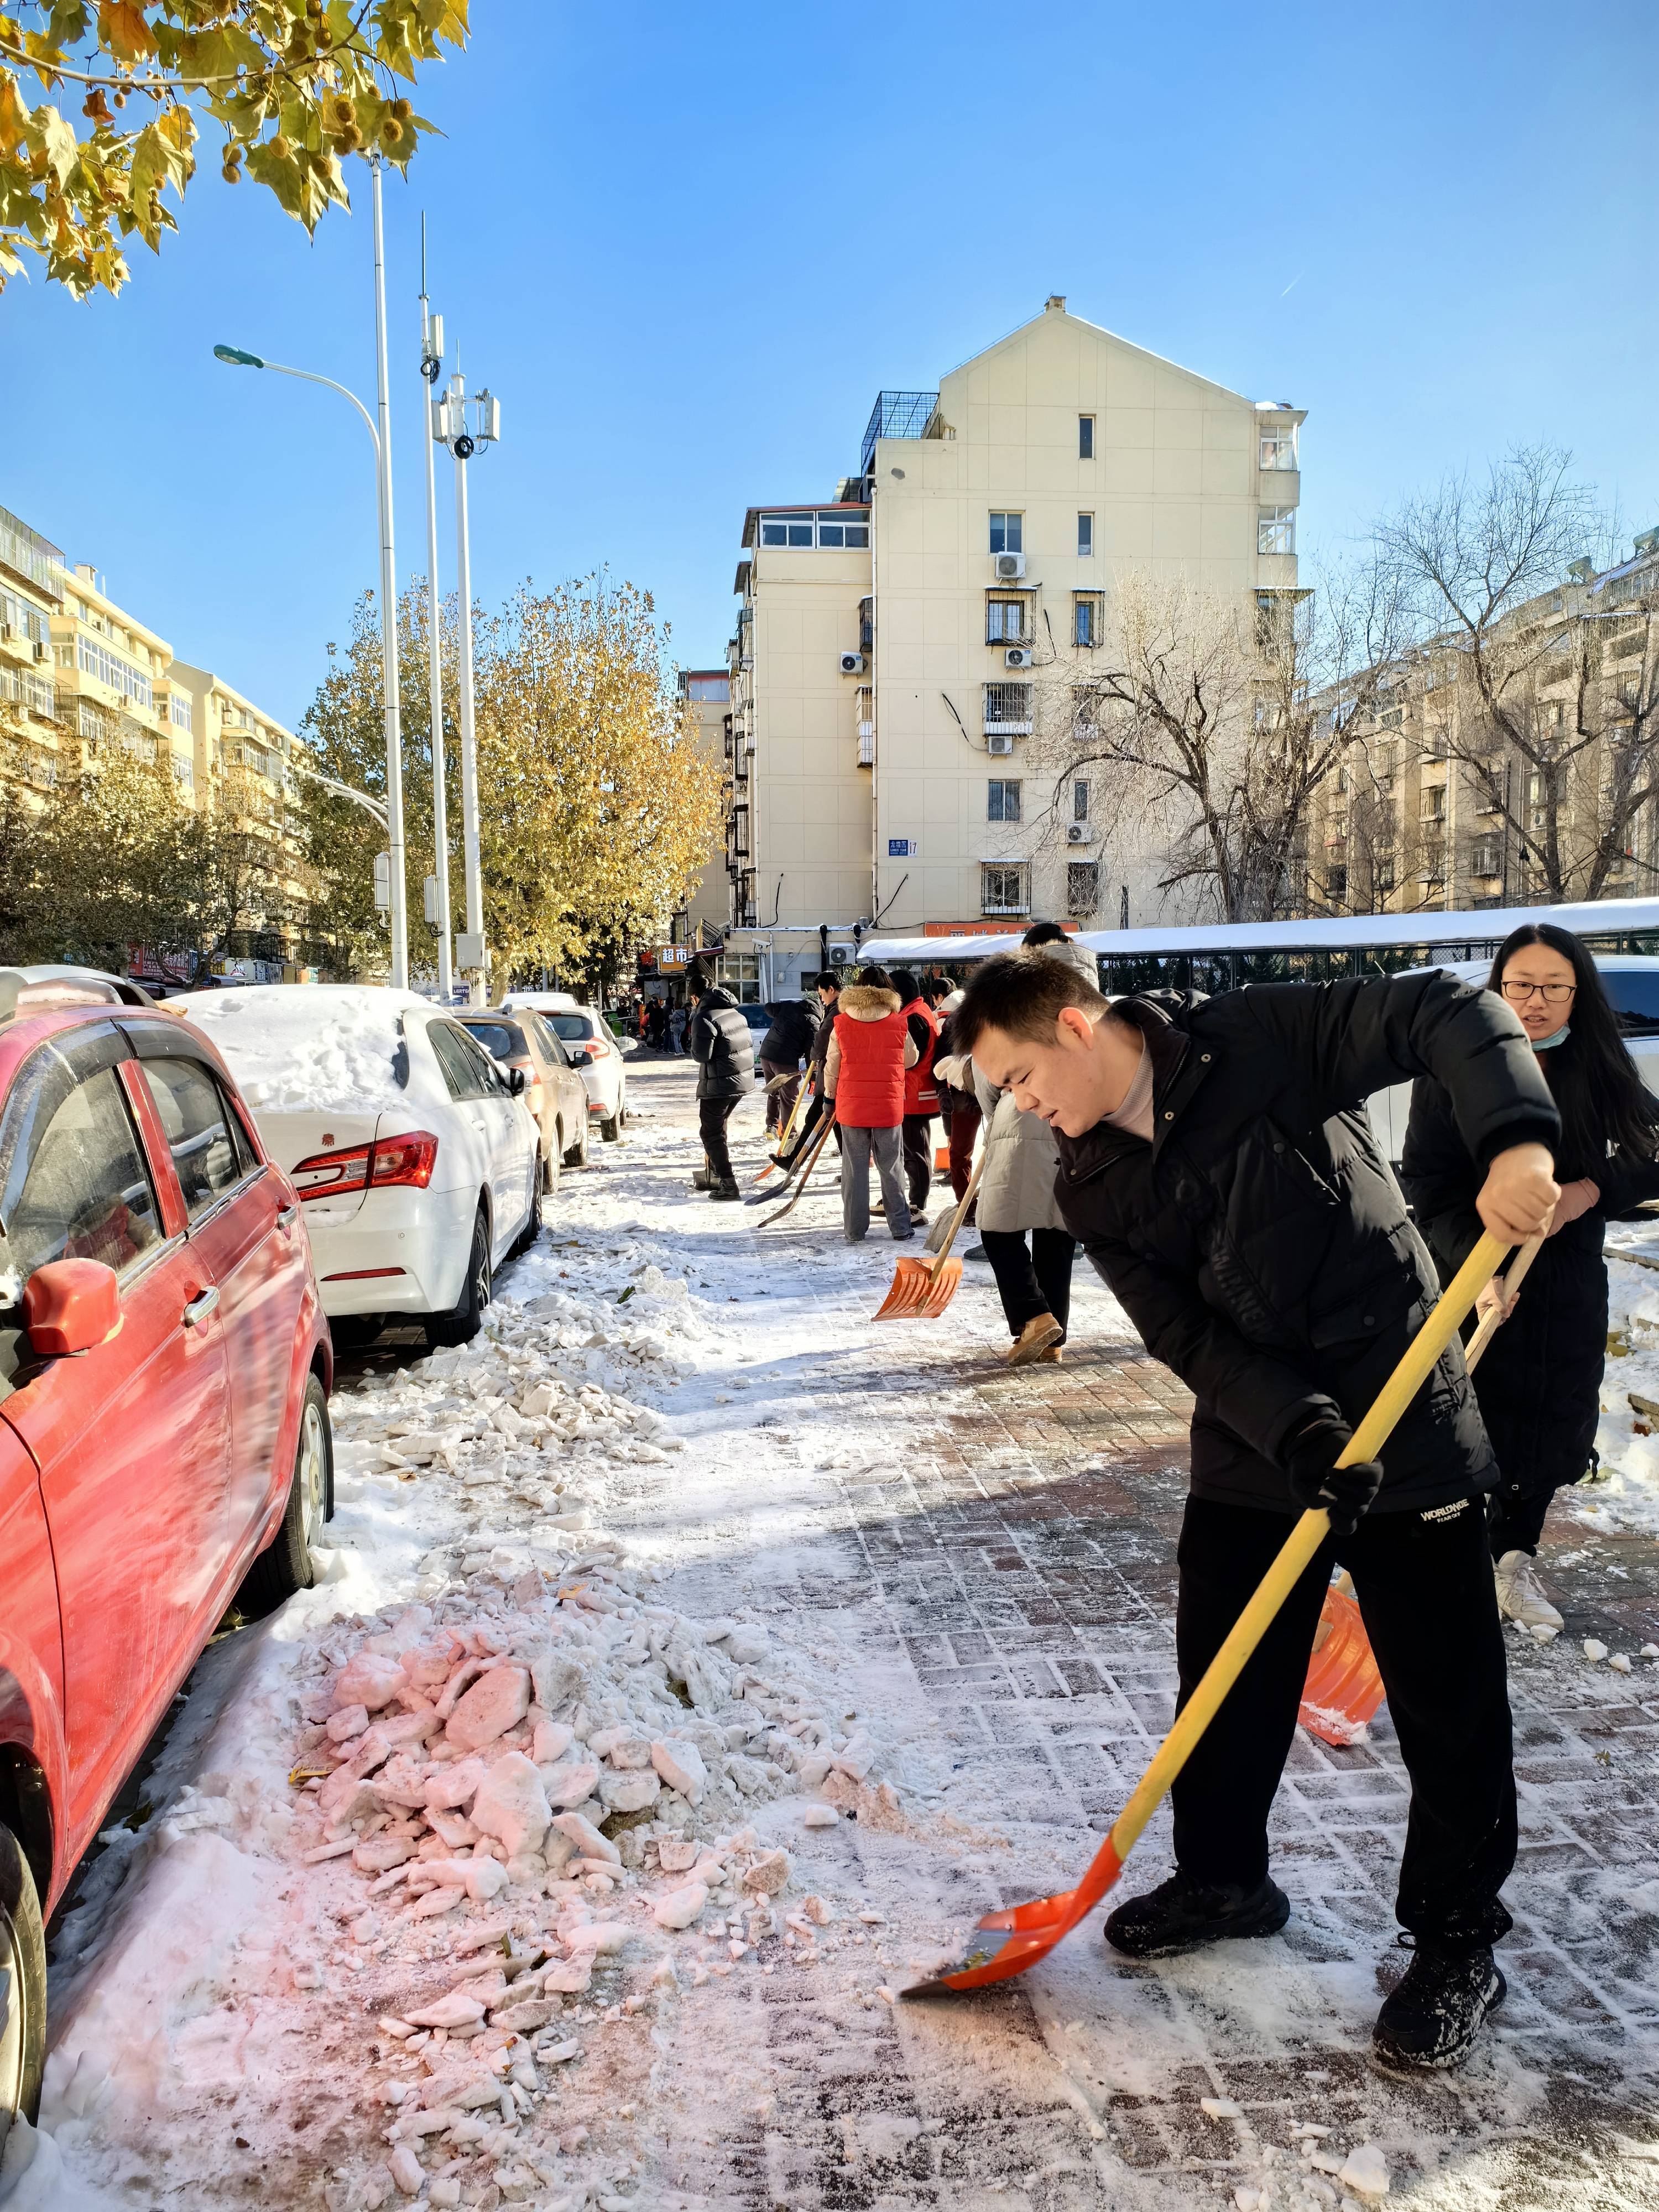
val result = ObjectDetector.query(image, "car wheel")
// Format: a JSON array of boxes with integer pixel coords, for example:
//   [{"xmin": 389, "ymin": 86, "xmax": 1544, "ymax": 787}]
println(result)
[
  {"xmin": 544, "ymin": 1133, "xmax": 562, "ymax": 1198},
  {"xmin": 509, "ymin": 1154, "xmax": 542, "ymax": 1259},
  {"xmin": 0, "ymin": 1821, "xmax": 44, "ymax": 2160},
  {"xmin": 236, "ymin": 1374, "xmax": 332, "ymax": 1618},
  {"xmin": 600, "ymin": 1105, "xmax": 621, "ymax": 1142},
  {"xmin": 426, "ymin": 1203, "xmax": 491, "ymax": 1347}
]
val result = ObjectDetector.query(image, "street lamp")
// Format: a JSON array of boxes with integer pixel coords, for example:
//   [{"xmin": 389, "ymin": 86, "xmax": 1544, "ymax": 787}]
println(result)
[
  {"xmin": 434, "ymin": 369, "xmax": 500, "ymax": 1005},
  {"xmin": 211, "ymin": 157, "xmax": 410, "ymax": 989}
]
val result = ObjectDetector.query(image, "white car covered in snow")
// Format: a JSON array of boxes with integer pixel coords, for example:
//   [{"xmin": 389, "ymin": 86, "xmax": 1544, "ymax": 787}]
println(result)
[
  {"xmin": 502, "ymin": 992, "xmax": 628, "ymax": 1141},
  {"xmin": 179, "ymin": 985, "xmax": 543, "ymax": 1347}
]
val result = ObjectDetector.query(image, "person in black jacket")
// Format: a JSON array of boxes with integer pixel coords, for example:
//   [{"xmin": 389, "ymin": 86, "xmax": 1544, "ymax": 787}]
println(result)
[
  {"xmin": 685, "ymin": 962, "xmax": 754, "ymax": 1201},
  {"xmin": 952, "ymin": 948, "xmax": 1561, "ymax": 2073},
  {"xmin": 772, "ymin": 973, "xmax": 841, "ymax": 1170},
  {"xmin": 757, "ymin": 995, "xmax": 817, "ymax": 1136},
  {"xmin": 1402, "ymin": 925, "xmax": 1659, "ymax": 1638}
]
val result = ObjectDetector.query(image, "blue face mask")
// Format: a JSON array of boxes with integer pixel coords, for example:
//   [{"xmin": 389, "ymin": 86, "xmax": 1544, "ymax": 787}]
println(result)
[{"xmin": 1532, "ymin": 1023, "xmax": 1571, "ymax": 1052}]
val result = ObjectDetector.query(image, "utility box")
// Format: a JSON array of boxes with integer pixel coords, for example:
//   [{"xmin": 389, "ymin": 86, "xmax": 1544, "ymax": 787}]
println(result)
[
  {"xmin": 373, "ymin": 852, "xmax": 390, "ymax": 911},
  {"xmin": 456, "ymin": 931, "xmax": 487, "ymax": 970},
  {"xmin": 424, "ymin": 874, "xmax": 440, "ymax": 925}
]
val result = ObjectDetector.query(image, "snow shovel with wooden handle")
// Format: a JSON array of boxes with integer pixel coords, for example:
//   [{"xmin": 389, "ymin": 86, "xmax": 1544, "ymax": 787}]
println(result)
[
  {"xmin": 873, "ymin": 1142, "xmax": 988, "ymax": 1321},
  {"xmin": 902, "ymin": 1226, "xmax": 1514, "ymax": 1997},
  {"xmin": 752, "ymin": 1073, "xmax": 813, "ymax": 1186},
  {"xmin": 754, "ymin": 1111, "xmax": 836, "ymax": 1229},
  {"xmin": 1297, "ymin": 1228, "xmax": 1547, "ymax": 1747}
]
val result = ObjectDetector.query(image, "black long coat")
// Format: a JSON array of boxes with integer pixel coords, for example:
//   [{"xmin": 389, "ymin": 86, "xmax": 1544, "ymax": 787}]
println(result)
[
  {"xmin": 1401, "ymin": 1053, "xmax": 1659, "ymax": 1503},
  {"xmin": 686, "ymin": 987, "xmax": 755, "ymax": 1101},
  {"xmin": 1052, "ymin": 973, "xmax": 1559, "ymax": 1516}
]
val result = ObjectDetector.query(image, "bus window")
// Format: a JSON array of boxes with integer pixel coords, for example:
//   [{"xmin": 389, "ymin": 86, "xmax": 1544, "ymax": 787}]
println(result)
[{"xmin": 1603, "ymin": 971, "xmax": 1659, "ymax": 1037}]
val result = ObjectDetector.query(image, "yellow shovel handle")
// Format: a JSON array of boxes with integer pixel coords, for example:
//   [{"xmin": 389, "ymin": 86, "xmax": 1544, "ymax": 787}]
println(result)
[
  {"xmin": 1463, "ymin": 1232, "xmax": 1544, "ymax": 1374},
  {"xmin": 930, "ymin": 1136, "xmax": 989, "ymax": 1272},
  {"xmin": 1107, "ymin": 1227, "xmax": 1511, "ymax": 1864}
]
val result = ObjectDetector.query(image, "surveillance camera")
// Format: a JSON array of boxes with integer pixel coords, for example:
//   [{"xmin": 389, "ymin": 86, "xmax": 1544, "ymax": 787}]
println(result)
[{"xmin": 454, "ymin": 432, "xmax": 476, "ymax": 460}]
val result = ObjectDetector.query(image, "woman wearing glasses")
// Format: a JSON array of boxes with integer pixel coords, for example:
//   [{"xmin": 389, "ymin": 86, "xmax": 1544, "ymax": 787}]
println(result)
[{"xmin": 1402, "ymin": 924, "xmax": 1659, "ymax": 1636}]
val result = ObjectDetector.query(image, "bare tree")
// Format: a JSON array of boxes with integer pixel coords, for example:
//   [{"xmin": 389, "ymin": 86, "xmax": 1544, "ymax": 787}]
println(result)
[
  {"xmin": 1034, "ymin": 564, "xmax": 1404, "ymax": 924},
  {"xmin": 1375, "ymin": 445, "xmax": 1658, "ymax": 902}
]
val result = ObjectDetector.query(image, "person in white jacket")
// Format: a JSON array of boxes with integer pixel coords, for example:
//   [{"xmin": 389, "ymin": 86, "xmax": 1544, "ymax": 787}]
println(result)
[{"xmin": 936, "ymin": 923, "xmax": 1090, "ymax": 1364}]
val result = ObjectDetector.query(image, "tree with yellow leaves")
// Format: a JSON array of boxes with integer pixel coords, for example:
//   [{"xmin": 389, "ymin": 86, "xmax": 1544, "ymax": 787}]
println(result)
[{"xmin": 0, "ymin": 0, "xmax": 466, "ymax": 297}]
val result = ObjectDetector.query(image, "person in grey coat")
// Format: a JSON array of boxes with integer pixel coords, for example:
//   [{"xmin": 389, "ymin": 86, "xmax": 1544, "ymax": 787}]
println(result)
[{"xmin": 937, "ymin": 924, "xmax": 1089, "ymax": 1363}]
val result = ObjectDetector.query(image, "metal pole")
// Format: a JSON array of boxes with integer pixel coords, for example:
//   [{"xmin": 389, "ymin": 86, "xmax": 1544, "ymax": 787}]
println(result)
[
  {"xmin": 371, "ymin": 154, "xmax": 409, "ymax": 990},
  {"xmin": 419, "ymin": 223, "xmax": 453, "ymax": 1001},
  {"xmin": 452, "ymin": 372, "xmax": 486, "ymax": 1006}
]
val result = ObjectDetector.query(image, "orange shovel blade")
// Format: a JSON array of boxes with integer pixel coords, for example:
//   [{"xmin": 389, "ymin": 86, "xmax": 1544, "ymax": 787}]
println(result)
[
  {"xmin": 1298, "ymin": 1585, "xmax": 1385, "ymax": 1746},
  {"xmin": 934, "ymin": 1144, "xmax": 951, "ymax": 1172},
  {"xmin": 903, "ymin": 1841, "xmax": 1124, "ymax": 1996},
  {"xmin": 917, "ymin": 1256, "xmax": 963, "ymax": 1317},
  {"xmin": 873, "ymin": 1255, "xmax": 938, "ymax": 1319}
]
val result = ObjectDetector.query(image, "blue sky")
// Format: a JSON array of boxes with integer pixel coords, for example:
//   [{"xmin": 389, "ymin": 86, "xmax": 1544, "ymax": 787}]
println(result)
[{"xmin": 6, "ymin": 0, "xmax": 1656, "ymax": 733}]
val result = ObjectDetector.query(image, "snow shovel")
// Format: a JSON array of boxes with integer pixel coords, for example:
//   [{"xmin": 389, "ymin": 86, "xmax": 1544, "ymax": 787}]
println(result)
[
  {"xmin": 754, "ymin": 1112, "xmax": 836, "ymax": 1229},
  {"xmin": 902, "ymin": 1226, "xmax": 1514, "ymax": 1997},
  {"xmin": 873, "ymin": 1142, "xmax": 988, "ymax": 1321},
  {"xmin": 1297, "ymin": 1229, "xmax": 1546, "ymax": 1746},
  {"xmin": 752, "ymin": 1075, "xmax": 812, "ymax": 1187}
]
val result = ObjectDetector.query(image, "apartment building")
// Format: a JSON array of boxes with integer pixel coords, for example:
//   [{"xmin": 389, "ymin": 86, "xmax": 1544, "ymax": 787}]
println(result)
[
  {"xmin": 1307, "ymin": 528, "xmax": 1659, "ymax": 917},
  {"xmin": 671, "ymin": 667, "xmax": 732, "ymax": 948},
  {"xmin": 0, "ymin": 507, "xmax": 75, "ymax": 806},
  {"xmin": 718, "ymin": 296, "xmax": 1304, "ymax": 991}
]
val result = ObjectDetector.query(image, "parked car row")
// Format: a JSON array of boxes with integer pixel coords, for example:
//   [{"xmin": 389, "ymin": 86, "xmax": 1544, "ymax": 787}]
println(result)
[
  {"xmin": 0, "ymin": 970, "xmax": 630, "ymax": 2154},
  {"xmin": 502, "ymin": 992, "xmax": 629, "ymax": 1140}
]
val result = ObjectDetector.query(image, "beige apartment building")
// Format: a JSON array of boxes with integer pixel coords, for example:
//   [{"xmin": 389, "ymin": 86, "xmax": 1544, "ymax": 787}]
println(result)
[
  {"xmin": 671, "ymin": 667, "xmax": 732, "ymax": 948},
  {"xmin": 718, "ymin": 296, "xmax": 1304, "ymax": 991},
  {"xmin": 1307, "ymin": 528, "xmax": 1659, "ymax": 917}
]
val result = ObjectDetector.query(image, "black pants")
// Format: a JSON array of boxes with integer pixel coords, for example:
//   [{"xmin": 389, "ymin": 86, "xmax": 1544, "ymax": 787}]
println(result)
[
  {"xmin": 901, "ymin": 1114, "xmax": 934, "ymax": 1211},
  {"xmin": 1488, "ymin": 1485, "xmax": 1555, "ymax": 1559},
  {"xmin": 980, "ymin": 1228, "xmax": 1076, "ymax": 1340},
  {"xmin": 698, "ymin": 1096, "xmax": 740, "ymax": 1186},
  {"xmin": 1171, "ymin": 1495, "xmax": 1515, "ymax": 1954}
]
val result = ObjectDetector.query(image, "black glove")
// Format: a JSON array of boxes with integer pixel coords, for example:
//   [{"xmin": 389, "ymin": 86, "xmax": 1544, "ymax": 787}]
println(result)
[{"xmin": 1284, "ymin": 1412, "xmax": 1383, "ymax": 1536}]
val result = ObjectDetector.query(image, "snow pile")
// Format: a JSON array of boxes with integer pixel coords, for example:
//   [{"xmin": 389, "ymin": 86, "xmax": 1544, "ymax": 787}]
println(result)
[
  {"xmin": 1586, "ymin": 1230, "xmax": 1659, "ymax": 1535},
  {"xmin": 179, "ymin": 985, "xmax": 424, "ymax": 1113}
]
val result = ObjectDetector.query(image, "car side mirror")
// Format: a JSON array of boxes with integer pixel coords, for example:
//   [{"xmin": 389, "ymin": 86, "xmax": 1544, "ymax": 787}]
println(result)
[
  {"xmin": 23, "ymin": 1259, "xmax": 123, "ymax": 1357},
  {"xmin": 507, "ymin": 1066, "xmax": 527, "ymax": 1097}
]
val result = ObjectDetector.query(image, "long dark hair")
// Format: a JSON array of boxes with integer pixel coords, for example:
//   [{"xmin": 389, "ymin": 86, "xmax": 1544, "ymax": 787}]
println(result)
[{"xmin": 1488, "ymin": 924, "xmax": 1656, "ymax": 1169}]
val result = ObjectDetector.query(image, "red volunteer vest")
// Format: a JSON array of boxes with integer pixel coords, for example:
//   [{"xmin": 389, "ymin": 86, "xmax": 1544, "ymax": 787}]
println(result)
[
  {"xmin": 901, "ymin": 998, "xmax": 939, "ymax": 1116},
  {"xmin": 833, "ymin": 1006, "xmax": 908, "ymax": 1128}
]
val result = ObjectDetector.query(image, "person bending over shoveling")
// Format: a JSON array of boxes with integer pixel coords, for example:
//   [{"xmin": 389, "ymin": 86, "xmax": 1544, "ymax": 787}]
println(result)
[{"xmin": 952, "ymin": 950, "xmax": 1561, "ymax": 2073}]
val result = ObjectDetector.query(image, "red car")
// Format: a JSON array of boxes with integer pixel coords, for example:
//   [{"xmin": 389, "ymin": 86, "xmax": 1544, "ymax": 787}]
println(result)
[{"xmin": 0, "ymin": 968, "xmax": 333, "ymax": 2152}]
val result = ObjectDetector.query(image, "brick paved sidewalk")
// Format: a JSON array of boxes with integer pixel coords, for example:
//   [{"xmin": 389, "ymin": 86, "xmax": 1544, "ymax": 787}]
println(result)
[{"xmin": 651, "ymin": 1311, "xmax": 1659, "ymax": 2211}]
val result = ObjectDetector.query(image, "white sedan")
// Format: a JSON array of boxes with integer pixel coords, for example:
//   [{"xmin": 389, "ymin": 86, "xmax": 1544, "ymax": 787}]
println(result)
[
  {"xmin": 179, "ymin": 985, "xmax": 543, "ymax": 1347},
  {"xmin": 502, "ymin": 992, "xmax": 628, "ymax": 1141}
]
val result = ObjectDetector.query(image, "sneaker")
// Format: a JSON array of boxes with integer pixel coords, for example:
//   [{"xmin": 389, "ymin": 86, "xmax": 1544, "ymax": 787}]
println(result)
[
  {"xmin": 1494, "ymin": 1550, "xmax": 1563, "ymax": 1639},
  {"xmin": 1036, "ymin": 1346, "xmax": 1063, "ymax": 1364},
  {"xmin": 1006, "ymin": 1313, "xmax": 1064, "ymax": 1366},
  {"xmin": 1373, "ymin": 1943, "xmax": 1506, "ymax": 2072},
  {"xmin": 1104, "ymin": 1869, "xmax": 1290, "ymax": 1960}
]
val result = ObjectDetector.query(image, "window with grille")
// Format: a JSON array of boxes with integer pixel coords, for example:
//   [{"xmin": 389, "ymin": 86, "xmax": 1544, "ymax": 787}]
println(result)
[
  {"xmin": 980, "ymin": 864, "xmax": 1029, "ymax": 915},
  {"xmin": 987, "ymin": 599, "xmax": 1026, "ymax": 644},
  {"xmin": 1074, "ymin": 594, "xmax": 1101, "ymax": 646},
  {"xmin": 983, "ymin": 682, "xmax": 1033, "ymax": 731},
  {"xmin": 1073, "ymin": 780, "xmax": 1089, "ymax": 822},
  {"xmin": 1326, "ymin": 865, "xmax": 1348, "ymax": 902},
  {"xmin": 1066, "ymin": 861, "xmax": 1099, "ymax": 916},
  {"xmin": 987, "ymin": 779, "xmax": 1022, "ymax": 823}
]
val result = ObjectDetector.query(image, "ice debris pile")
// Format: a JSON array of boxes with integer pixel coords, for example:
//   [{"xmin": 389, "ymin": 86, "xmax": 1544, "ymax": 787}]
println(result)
[{"xmin": 290, "ymin": 1547, "xmax": 899, "ymax": 2205}]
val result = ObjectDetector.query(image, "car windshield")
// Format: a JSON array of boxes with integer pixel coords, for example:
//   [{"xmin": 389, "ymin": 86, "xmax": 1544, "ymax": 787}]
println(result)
[
  {"xmin": 458, "ymin": 1019, "xmax": 523, "ymax": 1061},
  {"xmin": 548, "ymin": 1014, "xmax": 596, "ymax": 1042}
]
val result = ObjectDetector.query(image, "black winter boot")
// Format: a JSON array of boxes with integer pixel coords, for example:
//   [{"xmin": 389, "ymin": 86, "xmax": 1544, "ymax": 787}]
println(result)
[
  {"xmin": 709, "ymin": 1178, "xmax": 741, "ymax": 1202},
  {"xmin": 1103, "ymin": 1869, "xmax": 1290, "ymax": 1959},
  {"xmin": 1372, "ymin": 1943, "xmax": 1505, "ymax": 2072}
]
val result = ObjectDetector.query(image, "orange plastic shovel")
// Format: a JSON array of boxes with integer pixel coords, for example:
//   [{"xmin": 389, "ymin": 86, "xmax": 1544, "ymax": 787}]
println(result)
[
  {"xmin": 1296, "ymin": 1230, "xmax": 1546, "ymax": 1747},
  {"xmin": 874, "ymin": 1144, "xmax": 988, "ymax": 1321},
  {"xmin": 903, "ymin": 1228, "xmax": 1512, "ymax": 1996}
]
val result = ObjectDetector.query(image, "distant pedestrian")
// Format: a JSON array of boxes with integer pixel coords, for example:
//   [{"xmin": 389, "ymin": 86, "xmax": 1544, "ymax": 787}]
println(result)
[
  {"xmin": 669, "ymin": 1003, "xmax": 687, "ymax": 1054},
  {"xmin": 1402, "ymin": 923, "xmax": 1659, "ymax": 1637},
  {"xmin": 685, "ymin": 962, "xmax": 754, "ymax": 1201},
  {"xmin": 758, "ymin": 993, "xmax": 817, "ymax": 1135},
  {"xmin": 888, "ymin": 968, "xmax": 941, "ymax": 1227},
  {"xmin": 825, "ymin": 965, "xmax": 917, "ymax": 1242}
]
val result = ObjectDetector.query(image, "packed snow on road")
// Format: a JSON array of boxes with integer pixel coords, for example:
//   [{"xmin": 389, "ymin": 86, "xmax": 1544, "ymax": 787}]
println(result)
[{"xmin": 9, "ymin": 1065, "xmax": 1659, "ymax": 2212}]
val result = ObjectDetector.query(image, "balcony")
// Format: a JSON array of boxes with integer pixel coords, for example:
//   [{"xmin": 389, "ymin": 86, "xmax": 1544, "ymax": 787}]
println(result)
[
  {"xmin": 857, "ymin": 730, "xmax": 874, "ymax": 768},
  {"xmin": 984, "ymin": 681, "xmax": 1034, "ymax": 735},
  {"xmin": 860, "ymin": 389, "xmax": 939, "ymax": 479},
  {"xmin": 0, "ymin": 664, "xmax": 57, "ymax": 721}
]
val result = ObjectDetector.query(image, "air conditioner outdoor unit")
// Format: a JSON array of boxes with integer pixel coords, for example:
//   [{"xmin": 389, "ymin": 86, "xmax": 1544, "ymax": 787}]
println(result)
[
  {"xmin": 987, "ymin": 733, "xmax": 1015, "ymax": 757},
  {"xmin": 1004, "ymin": 646, "xmax": 1033, "ymax": 670},
  {"xmin": 33, "ymin": 643, "xmax": 47, "ymax": 662},
  {"xmin": 828, "ymin": 942, "xmax": 856, "ymax": 964},
  {"xmin": 994, "ymin": 552, "xmax": 1026, "ymax": 581},
  {"xmin": 1066, "ymin": 822, "xmax": 1088, "ymax": 844},
  {"xmin": 838, "ymin": 651, "xmax": 865, "ymax": 675}
]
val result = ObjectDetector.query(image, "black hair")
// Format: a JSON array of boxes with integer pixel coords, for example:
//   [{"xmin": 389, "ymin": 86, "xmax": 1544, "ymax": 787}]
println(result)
[
  {"xmin": 686, "ymin": 960, "xmax": 712, "ymax": 997},
  {"xmin": 921, "ymin": 973, "xmax": 950, "ymax": 1003},
  {"xmin": 813, "ymin": 971, "xmax": 841, "ymax": 992},
  {"xmin": 1489, "ymin": 924, "xmax": 1656, "ymax": 1170},
  {"xmin": 888, "ymin": 968, "xmax": 921, "ymax": 1003},
  {"xmin": 1021, "ymin": 920, "xmax": 1068, "ymax": 948},
  {"xmin": 953, "ymin": 947, "xmax": 1109, "ymax": 1056},
  {"xmin": 860, "ymin": 965, "xmax": 893, "ymax": 991}
]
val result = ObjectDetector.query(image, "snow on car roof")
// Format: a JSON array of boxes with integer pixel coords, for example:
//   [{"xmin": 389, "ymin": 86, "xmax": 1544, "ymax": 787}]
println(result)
[{"xmin": 179, "ymin": 984, "xmax": 430, "ymax": 1112}]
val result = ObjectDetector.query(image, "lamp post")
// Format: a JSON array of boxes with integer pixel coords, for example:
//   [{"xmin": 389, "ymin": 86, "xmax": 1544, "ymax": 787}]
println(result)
[
  {"xmin": 434, "ymin": 369, "xmax": 500, "ymax": 1005},
  {"xmin": 212, "ymin": 155, "xmax": 409, "ymax": 989},
  {"xmin": 418, "ymin": 216, "xmax": 453, "ymax": 1000}
]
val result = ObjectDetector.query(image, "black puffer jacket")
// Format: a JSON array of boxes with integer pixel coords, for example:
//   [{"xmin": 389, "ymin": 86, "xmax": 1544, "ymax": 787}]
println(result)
[
  {"xmin": 758, "ymin": 999, "xmax": 816, "ymax": 1067},
  {"xmin": 687, "ymin": 986, "xmax": 755, "ymax": 1100},
  {"xmin": 1052, "ymin": 973, "xmax": 1559, "ymax": 1515},
  {"xmin": 1401, "ymin": 1054, "xmax": 1659, "ymax": 1503}
]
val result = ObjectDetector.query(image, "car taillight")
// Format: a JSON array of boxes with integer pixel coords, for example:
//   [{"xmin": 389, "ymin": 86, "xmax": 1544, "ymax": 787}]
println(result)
[
  {"xmin": 292, "ymin": 1131, "xmax": 439, "ymax": 1200},
  {"xmin": 291, "ymin": 1142, "xmax": 372, "ymax": 1199},
  {"xmin": 369, "ymin": 1132, "xmax": 440, "ymax": 1190},
  {"xmin": 526, "ymin": 1081, "xmax": 544, "ymax": 1115}
]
